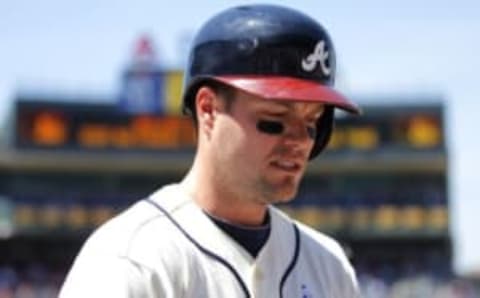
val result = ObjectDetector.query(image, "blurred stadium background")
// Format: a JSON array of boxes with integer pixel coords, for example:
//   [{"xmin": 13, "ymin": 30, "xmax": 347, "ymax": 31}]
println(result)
[
  {"xmin": 1, "ymin": 2, "xmax": 479, "ymax": 297},
  {"xmin": 0, "ymin": 35, "xmax": 476, "ymax": 298}
]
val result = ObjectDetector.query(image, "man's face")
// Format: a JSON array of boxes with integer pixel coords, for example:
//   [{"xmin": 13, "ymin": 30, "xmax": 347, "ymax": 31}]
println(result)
[{"xmin": 211, "ymin": 89, "xmax": 324, "ymax": 206}]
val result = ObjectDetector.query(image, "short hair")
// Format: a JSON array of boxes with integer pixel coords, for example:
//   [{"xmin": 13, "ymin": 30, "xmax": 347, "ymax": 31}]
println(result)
[{"xmin": 189, "ymin": 80, "xmax": 237, "ymax": 125}]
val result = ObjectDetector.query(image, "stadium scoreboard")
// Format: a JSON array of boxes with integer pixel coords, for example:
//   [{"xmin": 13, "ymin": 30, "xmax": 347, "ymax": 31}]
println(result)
[
  {"xmin": 14, "ymin": 100, "xmax": 196, "ymax": 151},
  {"xmin": 13, "ymin": 99, "xmax": 445, "ymax": 152}
]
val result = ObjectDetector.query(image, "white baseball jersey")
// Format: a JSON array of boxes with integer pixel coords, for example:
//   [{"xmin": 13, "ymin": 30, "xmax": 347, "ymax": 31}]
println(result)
[{"xmin": 60, "ymin": 184, "xmax": 360, "ymax": 298}]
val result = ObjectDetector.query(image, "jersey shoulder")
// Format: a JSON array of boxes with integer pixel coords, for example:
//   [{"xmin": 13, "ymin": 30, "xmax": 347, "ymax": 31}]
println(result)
[
  {"xmin": 76, "ymin": 184, "xmax": 192, "ymax": 268},
  {"xmin": 60, "ymin": 185, "xmax": 191, "ymax": 297}
]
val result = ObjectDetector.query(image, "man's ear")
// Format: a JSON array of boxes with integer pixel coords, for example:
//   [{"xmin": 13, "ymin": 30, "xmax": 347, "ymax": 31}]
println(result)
[{"xmin": 195, "ymin": 86, "xmax": 217, "ymax": 138}]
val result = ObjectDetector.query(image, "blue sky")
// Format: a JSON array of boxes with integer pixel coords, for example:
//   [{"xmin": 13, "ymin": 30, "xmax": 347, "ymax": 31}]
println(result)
[{"xmin": 1, "ymin": 0, "xmax": 479, "ymax": 275}]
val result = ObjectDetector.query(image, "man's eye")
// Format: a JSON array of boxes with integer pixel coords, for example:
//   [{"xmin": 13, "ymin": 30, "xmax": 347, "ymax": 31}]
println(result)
[
  {"xmin": 256, "ymin": 120, "xmax": 284, "ymax": 135},
  {"xmin": 306, "ymin": 125, "xmax": 317, "ymax": 140}
]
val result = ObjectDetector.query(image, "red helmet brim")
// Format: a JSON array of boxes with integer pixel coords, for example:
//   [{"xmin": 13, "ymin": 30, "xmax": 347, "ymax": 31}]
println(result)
[{"xmin": 213, "ymin": 75, "xmax": 361, "ymax": 115}]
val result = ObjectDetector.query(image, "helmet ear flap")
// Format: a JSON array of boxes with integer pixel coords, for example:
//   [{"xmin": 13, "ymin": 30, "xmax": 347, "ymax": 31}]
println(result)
[{"xmin": 309, "ymin": 106, "xmax": 334, "ymax": 159}]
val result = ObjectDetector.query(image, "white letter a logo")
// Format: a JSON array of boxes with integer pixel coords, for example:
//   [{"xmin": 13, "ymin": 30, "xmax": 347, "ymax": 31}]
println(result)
[{"xmin": 301, "ymin": 40, "xmax": 331, "ymax": 76}]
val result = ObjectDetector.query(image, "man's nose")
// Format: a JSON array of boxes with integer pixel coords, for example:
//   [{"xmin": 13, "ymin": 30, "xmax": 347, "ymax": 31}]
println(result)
[{"xmin": 283, "ymin": 121, "xmax": 312, "ymax": 144}]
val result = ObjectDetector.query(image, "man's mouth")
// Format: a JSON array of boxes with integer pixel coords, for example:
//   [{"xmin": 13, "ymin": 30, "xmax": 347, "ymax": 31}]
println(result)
[{"xmin": 270, "ymin": 160, "xmax": 302, "ymax": 173}]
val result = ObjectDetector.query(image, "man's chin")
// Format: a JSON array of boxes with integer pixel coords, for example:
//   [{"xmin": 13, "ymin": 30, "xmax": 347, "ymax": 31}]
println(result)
[
  {"xmin": 258, "ymin": 175, "xmax": 301, "ymax": 204},
  {"xmin": 268, "ymin": 184, "xmax": 299, "ymax": 204},
  {"xmin": 277, "ymin": 189, "xmax": 298, "ymax": 203}
]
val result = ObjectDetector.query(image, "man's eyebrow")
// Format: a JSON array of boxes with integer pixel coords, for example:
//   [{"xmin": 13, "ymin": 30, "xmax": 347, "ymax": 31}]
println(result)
[
  {"xmin": 256, "ymin": 101, "xmax": 324, "ymax": 116},
  {"xmin": 254, "ymin": 103, "xmax": 289, "ymax": 113}
]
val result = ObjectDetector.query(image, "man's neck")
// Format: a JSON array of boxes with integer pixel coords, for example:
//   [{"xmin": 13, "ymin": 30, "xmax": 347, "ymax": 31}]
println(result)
[
  {"xmin": 181, "ymin": 169, "xmax": 268, "ymax": 226},
  {"xmin": 204, "ymin": 210, "xmax": 271, "ymax": 258}
]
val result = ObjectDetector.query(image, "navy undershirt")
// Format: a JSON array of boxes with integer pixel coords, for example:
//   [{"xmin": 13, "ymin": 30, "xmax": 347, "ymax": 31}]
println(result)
[{"xmin": 205, "ymin": 212, "xmax": 271, "ymax": 258}]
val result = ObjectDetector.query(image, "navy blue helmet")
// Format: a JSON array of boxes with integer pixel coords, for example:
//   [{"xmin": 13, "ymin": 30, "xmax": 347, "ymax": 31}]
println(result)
[{"xmin": 183, "ymin": 4, "xmax": 360, "ymax": 158}]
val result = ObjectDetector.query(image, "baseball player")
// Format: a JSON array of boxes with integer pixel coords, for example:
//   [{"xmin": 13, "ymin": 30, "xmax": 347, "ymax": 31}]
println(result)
[{"xmin": 60, "ymin": 4, "xmax": 361, "ymax": 298}]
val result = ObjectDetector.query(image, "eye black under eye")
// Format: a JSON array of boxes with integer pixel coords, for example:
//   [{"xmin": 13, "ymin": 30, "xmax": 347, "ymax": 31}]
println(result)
[{"xmin": 256, "ymin": 120, "xmax": 284, "ymax": 135}]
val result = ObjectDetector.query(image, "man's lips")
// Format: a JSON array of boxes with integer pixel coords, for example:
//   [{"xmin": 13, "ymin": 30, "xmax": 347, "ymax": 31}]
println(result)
[{"xmin": 270, "ymin": 159, "xmax": 303, "ymax": 173}]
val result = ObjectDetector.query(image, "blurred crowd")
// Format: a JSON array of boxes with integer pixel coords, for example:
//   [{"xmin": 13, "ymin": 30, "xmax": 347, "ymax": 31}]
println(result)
[
  {"xmin": 0, "ymin": 181, "xmax": 462, "ymax": 297},
  {"xmin": 0, "ymin": 264, "xmax": 479, "ymax": 298},
  {"xmin": 0, "ymin": 265, "xmax": 62, "ymax": 298},
  {"xmin": 355, "ymin": 257, "xmax": 480, "ymax": 298},
  {"xmin": 359, "ymin": 272, "xmax": 479, "ymax": 298}
]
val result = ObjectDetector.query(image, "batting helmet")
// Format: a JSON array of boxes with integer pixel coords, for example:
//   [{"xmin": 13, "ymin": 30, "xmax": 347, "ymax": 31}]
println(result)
[{"xmin": 182, "ymin": 4, "xmax": 361, "ymax": 159}]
